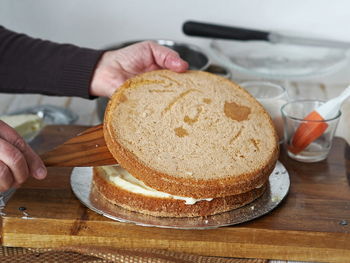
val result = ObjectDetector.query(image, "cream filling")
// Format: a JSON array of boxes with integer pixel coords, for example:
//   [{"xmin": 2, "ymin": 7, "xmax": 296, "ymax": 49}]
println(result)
[{"xmin": 100, "ymin": 166, "xmax": 213, "ymax": 205}]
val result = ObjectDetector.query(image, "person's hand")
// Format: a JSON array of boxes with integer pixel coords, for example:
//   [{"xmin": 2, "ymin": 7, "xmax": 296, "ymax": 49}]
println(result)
[
  {"xmin": 90, "ymin": 41, "xmax": 189, "ymax": 97},
  {"xmin": 0, "ymin": 121, "xmax": 47, "ymax": 192}
]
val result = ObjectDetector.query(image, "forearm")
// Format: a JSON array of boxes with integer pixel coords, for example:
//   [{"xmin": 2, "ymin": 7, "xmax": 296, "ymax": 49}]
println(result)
[{"xmin": 0, "ymin": 26, "xmax": 103, "ymax": 98}]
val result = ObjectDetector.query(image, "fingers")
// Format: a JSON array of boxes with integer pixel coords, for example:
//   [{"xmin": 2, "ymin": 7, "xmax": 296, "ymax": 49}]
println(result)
[
  {"xmin": 89, "ymin": 41, "xmax": 189, "ymax": 98},
  {"xmin": 147, "ymin": 41, "xmax": 189, "ymax": 72},
  {"xmin": 0, "ymin": 121, "xmax": 47, "ymax": 191},
  {"xmin": 0, "ymin": 138, "xmax": 29, "ymax": 186},
  {"xmin": 0, "ymin": 161, "xmax": 13, "ymax": 192},
  {"xmin": 0, "ymin": 121, "xmax": 47, "ymax": 180}
]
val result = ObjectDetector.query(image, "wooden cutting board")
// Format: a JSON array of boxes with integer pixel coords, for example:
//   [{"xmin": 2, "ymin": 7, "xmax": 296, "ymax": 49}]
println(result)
[{"xmin": 1, "ymin": 125, "xmax": 350, "ymax": 263}]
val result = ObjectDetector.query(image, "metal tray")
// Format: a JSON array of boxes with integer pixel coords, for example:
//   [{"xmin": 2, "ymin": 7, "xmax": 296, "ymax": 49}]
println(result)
[{"xmin": 71, "ymin": 161, "xmax": 290, "ymax": 229}]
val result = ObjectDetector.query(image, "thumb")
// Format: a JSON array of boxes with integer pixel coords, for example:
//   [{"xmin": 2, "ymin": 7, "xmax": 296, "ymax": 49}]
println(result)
[
  {"xmin": 148, "ymin": 42, "xmax": 189, "ymax": 72},
  {"xmin": 164, "ymin": 53, "xmax": 189, "ymax": 73}
]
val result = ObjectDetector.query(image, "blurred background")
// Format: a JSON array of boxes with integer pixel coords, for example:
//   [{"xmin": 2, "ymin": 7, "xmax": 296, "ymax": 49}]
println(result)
[
  {"xmin": 2, "ymin": 0, "xmax": 350, "ymax": 51},
  {"xmin": 1, "ymin": 0, "xmax": 350, "ymax": 141}
]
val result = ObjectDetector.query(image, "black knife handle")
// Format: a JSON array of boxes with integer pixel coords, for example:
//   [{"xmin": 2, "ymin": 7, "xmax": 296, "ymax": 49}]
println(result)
[{"xmin": 183, "ymin": 21, "xmax": 269, "ymax": 41}]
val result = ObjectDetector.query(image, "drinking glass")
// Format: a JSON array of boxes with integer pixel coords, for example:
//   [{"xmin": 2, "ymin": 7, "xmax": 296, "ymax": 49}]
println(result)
[
  {"xmin": 281, "ymin": 100, "xmax": 341, "ymax": 162},
  {"xmin": 240, "ymin": 81, "xmax": 288, "ymax": 143}
]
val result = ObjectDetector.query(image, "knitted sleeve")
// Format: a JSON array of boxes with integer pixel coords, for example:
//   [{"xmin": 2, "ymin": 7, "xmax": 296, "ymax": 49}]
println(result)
[{"xmin": 0, "ymin": 26, "xmax": 104, "ymax": 99}]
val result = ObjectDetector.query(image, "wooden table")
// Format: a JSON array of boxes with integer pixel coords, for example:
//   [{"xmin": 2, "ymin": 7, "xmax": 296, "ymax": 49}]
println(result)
[{"xmin": 1, "ymin": 125, "xmax": 350, "ymax": 263}]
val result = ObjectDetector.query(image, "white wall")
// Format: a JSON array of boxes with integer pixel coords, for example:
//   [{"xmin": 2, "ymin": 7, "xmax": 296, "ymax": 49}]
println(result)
[{"xmin": 1, "ymin": 0, "xmax": 350, "ymax": 50}]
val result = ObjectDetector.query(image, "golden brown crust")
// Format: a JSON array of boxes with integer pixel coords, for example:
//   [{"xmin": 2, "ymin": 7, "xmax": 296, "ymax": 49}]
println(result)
[
  {"xmin": 92, "ymin": 167, "xmax": 267, "ymax": 218},
  {"xmin": 104, "ymin": 70, "xmax": 279, "ymax": 199}
]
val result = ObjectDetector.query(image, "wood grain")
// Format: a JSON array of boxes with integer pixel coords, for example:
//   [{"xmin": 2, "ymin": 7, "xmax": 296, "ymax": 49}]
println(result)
[
  {"xmin": 39, "ymin": 125, "xmax": 117, "ymax": 167},
  {"xmin": 1, "ymin": 125, "xmax": 350, "ymax": 263}
]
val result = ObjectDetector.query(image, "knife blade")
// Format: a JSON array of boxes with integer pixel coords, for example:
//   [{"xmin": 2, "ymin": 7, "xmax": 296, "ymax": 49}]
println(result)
[{"xmin": 183, "ymin": 21, "xmax": 350, "ymax": 49}]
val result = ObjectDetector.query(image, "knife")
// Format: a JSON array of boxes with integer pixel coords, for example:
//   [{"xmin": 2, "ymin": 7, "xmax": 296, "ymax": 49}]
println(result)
[
  {"xmin": 183, "ymin": 21, "xmax": 350, "ymax": 49},
  {"xmin": 40, "ymin": 124, "xmax": 117, "ymax": 167}
]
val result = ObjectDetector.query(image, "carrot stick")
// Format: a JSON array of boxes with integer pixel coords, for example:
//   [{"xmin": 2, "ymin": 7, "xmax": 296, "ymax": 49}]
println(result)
[{"xmin": 288, "ymin": 111, "xmax": 328, "ymax": 154}]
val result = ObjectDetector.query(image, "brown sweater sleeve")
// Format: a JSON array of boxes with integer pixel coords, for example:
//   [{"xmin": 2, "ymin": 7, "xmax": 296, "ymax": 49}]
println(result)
[{"xmin": 0, "ymin": 26, "xmax": 104, "ymax": 99}]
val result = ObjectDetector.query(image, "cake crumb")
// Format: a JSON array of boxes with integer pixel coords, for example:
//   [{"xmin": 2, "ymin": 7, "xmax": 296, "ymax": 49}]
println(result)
[
  {"xmin": 174, "ymin": 127, "xmax": 189, "ymax": 137},
  {"xmin": 224, "ymin": 101, "xmax": 251, "ymax": 121}
]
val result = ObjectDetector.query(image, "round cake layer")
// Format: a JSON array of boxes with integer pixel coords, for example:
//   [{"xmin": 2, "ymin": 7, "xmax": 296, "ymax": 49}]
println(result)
[
  {"xmin": 104, "ymin": 70, "xmax": 279, "ymax": 198},
  {"xmin": 92, "ymin": 166, "xmax": 267, "ymax": 218}
]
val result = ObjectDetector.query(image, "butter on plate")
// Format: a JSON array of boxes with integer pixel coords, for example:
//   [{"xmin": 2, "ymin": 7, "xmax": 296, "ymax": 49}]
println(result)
[{"xmin": 0, "ymin": 114, "xmax": 43, "ymax": 139}]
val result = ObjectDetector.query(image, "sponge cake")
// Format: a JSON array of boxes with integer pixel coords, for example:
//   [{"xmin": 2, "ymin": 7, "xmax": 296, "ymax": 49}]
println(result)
[{"xmin": 103, "ymin": 70, "xmax": 279, "ymax": 200}]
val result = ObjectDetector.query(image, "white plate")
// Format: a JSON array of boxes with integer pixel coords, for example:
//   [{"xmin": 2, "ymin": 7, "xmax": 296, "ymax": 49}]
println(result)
[
  {"xmin": 70, "ymin": 161, "xmax": 290, "ymax": 229},
  {"xmin": 210, "ymin": 39, "xmax": 349, "ymax": 79}
]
